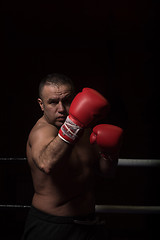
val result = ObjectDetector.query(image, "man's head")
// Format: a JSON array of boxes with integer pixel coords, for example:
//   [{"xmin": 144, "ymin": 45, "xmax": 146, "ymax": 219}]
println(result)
[
  {"xmin": 38, "ymin": 73, "xmax": 75, "ymax": 100},
  {"xmin": 38, "ymin": 73, "xmax": 75, "ymax": 128}
]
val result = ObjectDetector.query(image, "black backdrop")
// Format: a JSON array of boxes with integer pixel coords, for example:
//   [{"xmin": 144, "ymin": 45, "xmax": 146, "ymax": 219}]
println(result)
[
  {"xmin": 0, "ymin": 2, "xmax": 159, "ymax": 239},
  {"xmin": 0, "ymin": 1, "xmax": 158, "ymax": 159}
]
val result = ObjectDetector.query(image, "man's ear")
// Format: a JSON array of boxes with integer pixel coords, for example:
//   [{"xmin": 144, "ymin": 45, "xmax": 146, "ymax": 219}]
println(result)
[{"xmin": 37, "ymin": 98, "xmax": 44, "ymax": 111}]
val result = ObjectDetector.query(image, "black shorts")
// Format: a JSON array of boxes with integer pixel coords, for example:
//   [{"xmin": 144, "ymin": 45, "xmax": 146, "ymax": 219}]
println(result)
[{"xmin": 21, "ymin": 206, "xmax": 108, "ymax": 240}]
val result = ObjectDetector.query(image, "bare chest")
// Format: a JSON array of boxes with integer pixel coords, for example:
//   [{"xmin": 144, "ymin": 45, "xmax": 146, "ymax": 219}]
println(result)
[{"xmin": 58, "ymin": 138, "xmax": 98, "ymax": 182}]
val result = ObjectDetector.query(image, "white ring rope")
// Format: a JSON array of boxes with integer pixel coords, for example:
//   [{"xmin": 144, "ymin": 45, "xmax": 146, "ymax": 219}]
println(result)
[
  {"xmin": 0, "ymin": 158, "xmax": 160, "ymax": 167},
  {"xmin": 0, "ymin": 204, "xmax": 160, "ymax": 214},
  {"xmin": 118, "ymin": 159, "xmax": 160, "ymax": 167},
  {"xmin": 95, "ymin": 205, "xmax": 160, "ymax": 214}
]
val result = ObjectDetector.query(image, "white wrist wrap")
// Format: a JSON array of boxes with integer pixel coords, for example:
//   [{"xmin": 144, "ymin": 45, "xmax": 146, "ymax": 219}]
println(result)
[{"xmin": 58, "ymin": 116, "xmax": 83, "ymax": 144}]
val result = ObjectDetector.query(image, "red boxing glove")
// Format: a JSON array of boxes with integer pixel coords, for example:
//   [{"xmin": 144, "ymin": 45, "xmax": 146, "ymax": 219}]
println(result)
[
  {"xmin": 90, "ymin": 124, "xmax": 123, "ymax": 160},
  {"xmin": 69, "ymin": 88, "xmax": 109, "ymax": 127},
  {"xmin": 58, "ymin": 88, "xmax": 110, "ymax": 144}
]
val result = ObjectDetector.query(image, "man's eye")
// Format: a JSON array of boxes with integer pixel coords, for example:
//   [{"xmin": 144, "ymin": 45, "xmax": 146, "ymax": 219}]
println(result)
[
  {"xmin": 50, "ymin": 101, "xmax": 58, "ymax": 104},
  {"xmin": 62, "ymin": 100, "xmax": 69, "ymax": 105},
  {"xmin": 63, "ymin": 97, "xmax": 72, "ymax": 105}
]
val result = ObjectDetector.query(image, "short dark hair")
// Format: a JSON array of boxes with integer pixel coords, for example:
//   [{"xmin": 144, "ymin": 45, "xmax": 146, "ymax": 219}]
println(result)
[{"xmin": 39, "ymin": 73, "xmax": 75, "ymax": 99}]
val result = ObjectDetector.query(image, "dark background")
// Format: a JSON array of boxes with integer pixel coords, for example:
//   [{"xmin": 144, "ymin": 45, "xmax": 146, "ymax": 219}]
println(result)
[
  {"xmin": 0, "ymin": 2, "xmax": 159, "ymax": 239},
  {"xmin": 0, "ymin": 1, "xmax": 159, "ymax": 159}
]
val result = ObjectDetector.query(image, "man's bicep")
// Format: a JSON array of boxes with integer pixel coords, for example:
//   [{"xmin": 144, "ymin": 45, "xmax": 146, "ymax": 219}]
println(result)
[{"xmin": 30, "ymin": 126, "xmax": 58, "ymax": 164}]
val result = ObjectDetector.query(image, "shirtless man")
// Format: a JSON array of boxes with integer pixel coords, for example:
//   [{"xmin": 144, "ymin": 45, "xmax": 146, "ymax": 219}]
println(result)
[{"xmin": 22, "ymin": 73, "xmax": 123, "ymax": 240}]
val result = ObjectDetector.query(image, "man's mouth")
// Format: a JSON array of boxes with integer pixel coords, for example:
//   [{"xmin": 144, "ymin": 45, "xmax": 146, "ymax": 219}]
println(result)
[{"xmin": 57, "ymin": 116, "xmax": 66, "ymax": 121}]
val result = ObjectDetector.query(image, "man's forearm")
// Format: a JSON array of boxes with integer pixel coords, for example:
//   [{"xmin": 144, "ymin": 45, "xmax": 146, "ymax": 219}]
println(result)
[
  {"xmin": 98, "ymin": 154, "xmax": 118, "ymax": 178},
  {"xmin": 39, "ymin": 136, "xmax": 72, "ymax": 174}
]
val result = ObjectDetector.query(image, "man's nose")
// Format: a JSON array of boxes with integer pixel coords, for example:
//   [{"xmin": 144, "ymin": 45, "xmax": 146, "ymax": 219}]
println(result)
[{"xmin": 58, "ymin": 101, "xmax": 65, "ymax": 112}]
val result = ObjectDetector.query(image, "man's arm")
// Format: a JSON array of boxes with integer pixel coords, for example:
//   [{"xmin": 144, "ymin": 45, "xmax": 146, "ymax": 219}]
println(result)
[
  {"xmin": 90, "ymin": 124, "xmax": 123, "ymax": 178},
  {"xmin": 29, "ymin": 125, "xmax": 72, "ymax": 174},
  {"xmin": 30, "ymin": 88, "xmax": 109, "ymax": 175},
  {"xmin": 96, "ymin": 153, "xmax": 119, "ymax": 178}
]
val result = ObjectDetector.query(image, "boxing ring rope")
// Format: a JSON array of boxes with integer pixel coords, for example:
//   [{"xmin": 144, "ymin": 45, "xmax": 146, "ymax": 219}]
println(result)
[
  {"xmin": 1, "ymin": 158, "xmax": 160, "ymax": 167},
  {"xmin": 0, "ymin": 204, "xmax": 160, "ymax": 214},
  {"xmin": 95, "ymin": 205, "xmax": 160, "ymax": 214},
  {"xmin": 0, "ymin": 158, "xmax": 160, "ymax": 214}
]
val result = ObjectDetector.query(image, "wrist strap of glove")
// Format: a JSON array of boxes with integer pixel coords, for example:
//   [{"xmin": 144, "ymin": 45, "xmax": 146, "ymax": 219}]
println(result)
[
  {"xmin": 58, "ymin": 116, "xmax": 83, "ymax": 144},
  {"xmin": 100, "ymin": 152, "xmax": 118, "ymax": 162}
]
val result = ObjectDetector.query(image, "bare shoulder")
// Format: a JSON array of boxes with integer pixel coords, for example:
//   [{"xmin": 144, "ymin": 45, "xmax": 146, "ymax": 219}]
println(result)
[{"xmin": 28, "ymin": 117, "xmax": 58, "ymax": 148}]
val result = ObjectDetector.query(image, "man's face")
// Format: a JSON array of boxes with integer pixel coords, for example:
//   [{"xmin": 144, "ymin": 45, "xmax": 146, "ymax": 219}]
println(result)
[{"xmin": 38, "ymin": 84, "xmax": 74, "ymax": 128}]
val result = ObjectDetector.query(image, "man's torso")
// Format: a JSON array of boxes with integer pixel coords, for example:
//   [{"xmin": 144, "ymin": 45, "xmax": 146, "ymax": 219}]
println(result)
[{"xmin": 27, "ymin": 118, "xmax": 99, "ymax": 216}]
